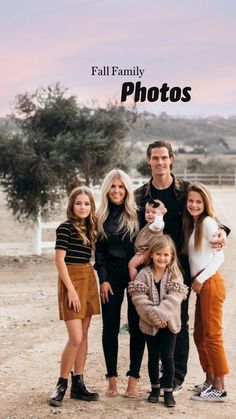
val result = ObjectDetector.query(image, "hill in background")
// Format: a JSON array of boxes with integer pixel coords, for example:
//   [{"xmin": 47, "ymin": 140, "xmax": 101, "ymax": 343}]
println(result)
[
  {"xmin": 126, "ymin": 112, "xmax": 236, "ymax": 152},
  {"xmin": 1, "ymin": 112, "xmax": 236, "ymax": 174},
  {"xmin": 125, "ymin": 112, "xmax": 236, "ymax": 174}
]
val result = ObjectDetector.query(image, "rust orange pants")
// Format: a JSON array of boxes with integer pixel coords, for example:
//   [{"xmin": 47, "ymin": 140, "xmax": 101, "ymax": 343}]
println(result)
[{"xmin": 193, "ymin": 271, "xmax": 229, "ymax": 377}]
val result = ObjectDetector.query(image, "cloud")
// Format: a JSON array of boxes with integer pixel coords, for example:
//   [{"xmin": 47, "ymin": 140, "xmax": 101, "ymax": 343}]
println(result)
[{"xmin": 0, "ymin": 0, "xmax": 236, "ymax": 116}]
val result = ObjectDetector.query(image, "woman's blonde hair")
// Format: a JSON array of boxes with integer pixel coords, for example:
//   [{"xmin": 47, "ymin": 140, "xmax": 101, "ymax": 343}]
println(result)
[
  {"xmin": 183, "ymin": 182, "xmax": 215, "ymax": 253},
  {"xmin": 67, "ymin": 186, "xmax": 97, "ymax": 247},
  {"xmin": 148, "ymin": 235, "xmax": 182, "ymax": 279},
  {"xmin": 97, "ymin": 169, "xmax": 139, "ymax": 239}
]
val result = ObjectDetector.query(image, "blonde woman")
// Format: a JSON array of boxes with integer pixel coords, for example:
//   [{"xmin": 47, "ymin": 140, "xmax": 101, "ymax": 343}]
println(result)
[
  {"xmin": 49, "ymin": 187, "xmax": 100, "ymax": 406},
  {"xmin": 95, "ymin": 169, "xmax": 143, "ymax": 397}
]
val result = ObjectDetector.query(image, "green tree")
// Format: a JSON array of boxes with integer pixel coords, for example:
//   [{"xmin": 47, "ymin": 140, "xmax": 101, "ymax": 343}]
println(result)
[
  {"xmin": 187, "ymin": 158, "xmax": 205, "ymax": 173},
  {"xmin": 136, "ymin": 158, "xmax": 151, "ymax": 177},
  {"xmin": 0, "ymin": 130, "xmax": 66, "ymax": 221},
  {"xmin": 55, "ymin": 104, "xmax": 132, "ymax": 186},
  {"xmin": 0, "ymin": 84, "xmax": 133, "ymax": 221}
]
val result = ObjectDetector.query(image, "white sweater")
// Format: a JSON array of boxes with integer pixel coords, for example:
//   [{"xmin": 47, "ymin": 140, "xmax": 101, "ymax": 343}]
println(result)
[{"xmin": 188, "ymin": 216, "xmax": 224, "ymax": 284}]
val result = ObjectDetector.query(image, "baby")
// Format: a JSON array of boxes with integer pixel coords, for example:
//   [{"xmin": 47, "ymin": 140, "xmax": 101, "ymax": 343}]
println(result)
[{"xmin": 129, "ymin": 199, "xmax": 167, "ymax": 280}]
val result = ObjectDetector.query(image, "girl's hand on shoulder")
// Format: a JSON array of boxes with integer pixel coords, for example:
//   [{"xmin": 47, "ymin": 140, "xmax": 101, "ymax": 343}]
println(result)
[
  {"xmin": 68, "ymin": 288, "xmax": 81, "ymax": 312},
  {"xmin": 100, "ymin": 282, "xmax": 114, "ymax": 303},
  {"xmin": 192, "ymin": 278, "xmax": 202, "ymax": 295}
]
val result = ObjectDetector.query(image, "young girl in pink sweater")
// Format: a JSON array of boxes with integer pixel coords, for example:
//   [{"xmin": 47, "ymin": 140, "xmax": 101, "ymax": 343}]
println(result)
[{"xmin": 129, "ymin": 235, "xmax": 187, "ymax": 408}]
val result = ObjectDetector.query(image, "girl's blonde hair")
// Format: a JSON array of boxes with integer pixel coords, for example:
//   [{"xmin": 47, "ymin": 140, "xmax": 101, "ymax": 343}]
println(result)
[
  {"xmin": 67, "ymin": 186, "xmax": 97, "ymax": 247},
  {"xmin": 183, "ymin": 182, "xmax": 215, "ymax": 253},
  {"xmin": 97, "ymin": 169, "xmax": 139, "ymax": 239},
  {"xmin": 148, "ymin": 235, "xmax": 182, "ymax": 279}
]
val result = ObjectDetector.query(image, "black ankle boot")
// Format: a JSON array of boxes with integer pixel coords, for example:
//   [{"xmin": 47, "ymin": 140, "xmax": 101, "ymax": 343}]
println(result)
[
  {"xmin": 164, "ymin": 390, "xmax": 176, "ymax": 408},
  {"xmin": 49, "ymin": 381, "xmax": 67, "ymax": 406},
  {"xmin": 148, "ymin": 387, "xmax": 160, "ymax": 403},
  {"xmin": 70, "ymin": 373, "xmax": 99, "ymax": 401}
]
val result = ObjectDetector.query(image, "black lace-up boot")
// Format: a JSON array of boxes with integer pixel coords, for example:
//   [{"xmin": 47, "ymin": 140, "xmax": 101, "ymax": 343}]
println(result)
[
  {"xmin": 70, "ymin": 373, "xmax": 99, "ymax": 401},
  {"xmin": 48, "ymin": 378, "xmax": 68, "ymax": 406}
]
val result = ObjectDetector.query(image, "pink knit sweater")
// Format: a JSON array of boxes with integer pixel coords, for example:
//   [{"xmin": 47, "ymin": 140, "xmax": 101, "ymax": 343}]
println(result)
[{"xmin": 128, "ymin": 266, "xmax": 188, "ymax": 336}]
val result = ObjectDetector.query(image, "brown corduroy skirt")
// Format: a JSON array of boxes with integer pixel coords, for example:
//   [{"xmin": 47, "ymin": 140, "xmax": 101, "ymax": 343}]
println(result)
[{"xmin": 58, "ymin": 263, "xmax": 100, "ymax": 321}]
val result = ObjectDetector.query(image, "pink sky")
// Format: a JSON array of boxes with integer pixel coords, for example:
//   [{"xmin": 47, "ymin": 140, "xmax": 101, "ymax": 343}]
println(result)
[{"xmin": 1, "ymin": 0, "xmax": 236, "ymax": 117}]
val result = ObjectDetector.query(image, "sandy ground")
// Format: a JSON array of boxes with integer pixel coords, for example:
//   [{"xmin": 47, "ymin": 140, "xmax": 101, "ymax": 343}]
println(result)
[{"xmin": 0, "ymin": 187, "xmax": 236, "ymax": 419}]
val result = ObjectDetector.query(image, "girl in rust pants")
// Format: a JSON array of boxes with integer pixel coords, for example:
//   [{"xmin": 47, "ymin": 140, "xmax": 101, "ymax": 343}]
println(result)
[{"xmin": 183, "ymin": 182, "xmax": 229, "ymax": 402}]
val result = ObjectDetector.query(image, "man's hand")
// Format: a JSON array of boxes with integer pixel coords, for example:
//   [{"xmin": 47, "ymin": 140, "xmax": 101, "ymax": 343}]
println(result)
[
  {"xmin": 100, "ymin": 281, "xmax": 114, "ymax": 303},
  {"xmin": 209, "ymin": 229, "xmax": 226, "ymax": 251}
]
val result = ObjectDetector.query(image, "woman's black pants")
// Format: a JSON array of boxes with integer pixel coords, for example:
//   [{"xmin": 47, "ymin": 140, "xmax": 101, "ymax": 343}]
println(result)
[{"xmin": 101, "ymin": 259, "xmax": 145, "ymax": 378}]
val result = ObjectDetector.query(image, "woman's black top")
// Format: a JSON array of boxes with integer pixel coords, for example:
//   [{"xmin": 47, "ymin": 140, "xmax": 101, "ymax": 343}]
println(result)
[{"xmin": 95, "ymin": 202, "xmax": 135, "ymax": 284}]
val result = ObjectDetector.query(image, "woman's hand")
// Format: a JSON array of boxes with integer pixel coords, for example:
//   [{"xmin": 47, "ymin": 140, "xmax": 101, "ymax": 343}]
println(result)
[
  {"xmin": 68, "ymin": 288, "xmax": 81, "ymax": 312},
  {"xmin": 55, "ymin": 249, "xmax": 81, "ymax": 312},
  {"xmin": 158, "ymin": 321, "xmax": 167, "ymax": 328},
  {"xmin": 210, "ymin": 229, "xmax": 226, "ymax": 250},
  {"xmin": 100, "ymin": 281, "xmax": 114, "ymax": 303},
  {"xmin": 192, "ymin": 278, "xmax": 202, "ymax": 295}
]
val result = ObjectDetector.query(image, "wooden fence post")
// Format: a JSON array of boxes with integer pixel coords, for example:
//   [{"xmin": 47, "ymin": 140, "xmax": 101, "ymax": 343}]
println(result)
[{"xmin": 32, "ymin": 213, "xmax": 42, "ymax": 255}]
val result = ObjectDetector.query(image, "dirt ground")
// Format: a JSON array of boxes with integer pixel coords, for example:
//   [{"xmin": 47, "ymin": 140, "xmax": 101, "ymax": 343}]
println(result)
[{"xmin": 0, "ymin": 187, "xmax": 236, "ymax": 419}]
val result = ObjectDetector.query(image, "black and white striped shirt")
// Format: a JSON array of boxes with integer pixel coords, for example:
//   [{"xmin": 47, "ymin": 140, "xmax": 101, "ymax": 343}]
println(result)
[{"xmin": 55, "ymin": 221, "xmax": 92, "ymax": 264}]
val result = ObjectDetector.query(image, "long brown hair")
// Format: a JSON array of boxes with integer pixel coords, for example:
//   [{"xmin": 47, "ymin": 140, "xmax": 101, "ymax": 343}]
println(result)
[
  {"xmin": 67, "ymin": 186, "xmax": 97, "ymax": 248},
  {"xmin": 183, "ymin": 182, "xmax": 215, "ymax": 253},
  {"xmin": 148, "ymin": 235, "xmax": 182, "ymax": 279}
]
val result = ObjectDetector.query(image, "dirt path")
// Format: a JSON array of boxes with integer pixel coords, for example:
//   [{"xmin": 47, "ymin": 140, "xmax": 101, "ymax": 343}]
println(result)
[{"xmin": 0, "ymin": 188, "xmax": 236, "ymax": 418}]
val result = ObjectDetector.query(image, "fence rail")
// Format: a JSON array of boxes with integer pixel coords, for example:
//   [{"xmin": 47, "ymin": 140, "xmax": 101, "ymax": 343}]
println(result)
[
  {"xmin": 179, "ymin": 172, "xmax": 236, "ymax": 186},
  {"xmin": 131, "ymin": 173, "xmax": 236, "ymax": 188},
  {"xmin": 1, "ymin": 173, "xmax": 235, "ymax": 255}
]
